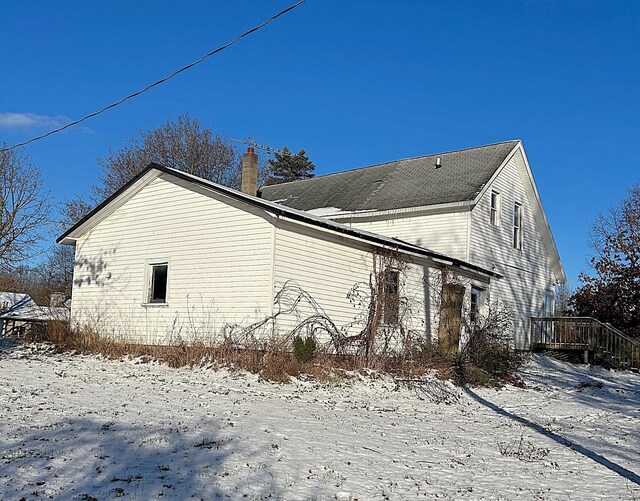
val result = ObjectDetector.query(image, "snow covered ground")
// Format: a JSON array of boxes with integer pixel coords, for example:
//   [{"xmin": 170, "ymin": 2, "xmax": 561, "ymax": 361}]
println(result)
[{"xmin": 1, "ymin": 340, "xmax": 638, "ymax": 500}]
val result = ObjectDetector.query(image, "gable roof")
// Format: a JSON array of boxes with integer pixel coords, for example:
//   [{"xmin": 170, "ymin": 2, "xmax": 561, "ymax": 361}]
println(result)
[
  {"xmin": 259, "ymin": 140, "xmax": 520, "ymax": 212},
  {"xmin": 0, "ymin": 292, "xmax": 69, "ymax": 322},
  {"xmin": 0, "ymin": 302, "xmax": 69, "ymax": 322},
  {"xmin": 57, "ymin": 164, "xmax": 500, "ymax": 280},
  {"xmin": 260, "ymin": 140, "xmax": 566, "ymax": 284},
  {"xmin": 0, "ymin": 292, "xmax": 35, "ymax": 313}
]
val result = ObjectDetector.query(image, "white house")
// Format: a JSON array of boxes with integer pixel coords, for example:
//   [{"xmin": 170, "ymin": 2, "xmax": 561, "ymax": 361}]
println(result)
[
  {"xmin": 59, "ymin": 140, "xmax": 563, "ymax": 350},
  {"xmin": 58, "ymin": 151, "xmax": 497, "ymax": 349},
  {"xmin": 260, "ymin": 140, "xmax": 566, "ymax": 349}
]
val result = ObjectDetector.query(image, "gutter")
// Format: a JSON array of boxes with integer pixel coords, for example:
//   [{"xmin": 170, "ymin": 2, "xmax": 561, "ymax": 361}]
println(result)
[{"xmin": 58, "ymin": 163, "xmax": 502, "ymax": 280}]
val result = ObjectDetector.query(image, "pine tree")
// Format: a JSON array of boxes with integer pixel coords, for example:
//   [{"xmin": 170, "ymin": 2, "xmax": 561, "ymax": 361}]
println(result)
[{"xmin": 266, "ymin": 147, "xmax": 315, "ymax": 185}]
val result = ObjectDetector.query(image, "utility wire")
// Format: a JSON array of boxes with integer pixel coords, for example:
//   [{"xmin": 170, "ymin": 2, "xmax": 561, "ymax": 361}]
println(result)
[{"xmin": 0, "ymin": 0, "xmax": 305, "ymax": 152}]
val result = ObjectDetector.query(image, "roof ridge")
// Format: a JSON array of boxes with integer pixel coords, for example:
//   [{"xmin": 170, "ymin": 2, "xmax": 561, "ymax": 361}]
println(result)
[
  {"xmin": 260, "ymin": 139, "xmax": 521, "ymax": 188},
  {"xmin": 58, "ymin": 163, "xmax": 499, "ymax": 278}
]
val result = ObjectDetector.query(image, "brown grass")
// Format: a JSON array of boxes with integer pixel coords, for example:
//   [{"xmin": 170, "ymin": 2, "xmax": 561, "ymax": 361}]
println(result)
[
  {"xmin": 25, "ymin": 322, "xmax": 358, "ymax": 383},
  {"xmin": 25, "ymin": 320, "xmax": 525, "ymax": 387}
]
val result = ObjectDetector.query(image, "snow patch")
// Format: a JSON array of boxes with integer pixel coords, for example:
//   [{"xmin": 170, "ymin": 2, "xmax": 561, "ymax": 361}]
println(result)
[{"xmin": 0, "ymin": 349, "xmax": 638, "ymax": 499}]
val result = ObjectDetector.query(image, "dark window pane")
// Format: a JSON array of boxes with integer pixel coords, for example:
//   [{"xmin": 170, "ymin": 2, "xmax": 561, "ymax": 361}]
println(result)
[
  {"xmin": 150, "ymin": 264, "xmax": 168, "ymax": 303},
  {"xmin": 383, "ymin": 270, "xmax": 400, "ymax": 326},
  {"xmin": 470, "ymin": 286, "xmax": 482, "ymax": 322}
]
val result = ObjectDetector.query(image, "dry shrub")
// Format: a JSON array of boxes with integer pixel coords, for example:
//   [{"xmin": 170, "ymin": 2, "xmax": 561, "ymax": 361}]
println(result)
[
  {"xmin": 497, "ymin": 434, "xmax": 550, "ymax": 462},
  {"xmin": 454, "ymin": 305, "xmax": 526, "ymax": 386},
  {"xmin": 23, "ymin": 299, "xmax": 525, "ymax": 388},
  {"xmin": 25, "ymin": 321, "xmax": 346, "ymax": 383},
  {"xmin": 260, "ymin": 346, "xmax": 299, "ymax": 383}
]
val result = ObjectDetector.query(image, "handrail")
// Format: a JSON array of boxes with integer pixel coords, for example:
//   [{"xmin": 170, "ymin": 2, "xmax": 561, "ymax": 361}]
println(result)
[
  {"xmin": 603, "ymin": 322, "xmax": 638, "ymax": 344},
  {"xmin": 531, "ymin": 316, "xmax": 640, "ymax": 346},
  {"xmin": 530, "ymin": 316, "xmax": 639, "ymax": 370}
]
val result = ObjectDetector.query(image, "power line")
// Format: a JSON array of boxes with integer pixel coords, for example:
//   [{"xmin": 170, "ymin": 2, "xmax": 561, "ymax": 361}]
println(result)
[{"xmin": 0, "ymin": 0, "xmax": 305, "ymax": 152}]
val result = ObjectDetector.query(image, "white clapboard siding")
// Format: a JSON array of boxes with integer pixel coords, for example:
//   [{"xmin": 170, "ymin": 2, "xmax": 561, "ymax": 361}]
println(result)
[
  {"xmin": 71, "ymin": 175, "xmax": 274, "ymax": 344},
  {"xmin": 470, "ymin": 149, "xmax": 555, "ymax": 349},
  {"xmin": 272, "ymin": 220, "xmax": 434, "ymax": 344},
  {"xmin": 341, "ymin": 211, "xmax": 470, "ymax": 260}
]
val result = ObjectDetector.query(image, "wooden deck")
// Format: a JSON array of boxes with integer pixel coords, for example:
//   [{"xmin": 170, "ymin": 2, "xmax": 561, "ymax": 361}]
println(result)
[
  {"xmin": 531, "ymin": 317, "xmax": 640, "ymax": 370},
  {"xmin": 535, "ymin": 342, "xmax": 589, "ymax": 351}
]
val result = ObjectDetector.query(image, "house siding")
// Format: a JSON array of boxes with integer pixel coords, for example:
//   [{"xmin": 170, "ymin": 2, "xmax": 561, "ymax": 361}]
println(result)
[
  {"xmin": 469, "ymin": 150, "xmax": 555, "ymax": 349},
  {"xmin": 338, "ymin": 211, "xmax": 470, "ymax": 261},
  {"xmin": 272, "ymin": 220, "xmax": 435, "ymax": 343},
  {"xmin": 71, "ymin": 175, "xmax": 274, "ymax": 344}
]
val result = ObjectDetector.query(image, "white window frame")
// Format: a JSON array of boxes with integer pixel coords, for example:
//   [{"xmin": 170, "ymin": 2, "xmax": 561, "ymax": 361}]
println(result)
[
  {"xmin": 544, "ymin": 290, "xmax": 554, "ymax": 317},
  {"xmin": 513, "ymin": 202, "xmax": 523, "ymax": 250},
  {"xmin": 470, "ymin": 286, "xmax": 484, "ymax": 323},
  {"xmin": 143, "ymin": 258, "xmax": 170, "ymax": 306},
  {"xmin": 490, "ymin": 191, "xmax": 501, "ymax": 227}
]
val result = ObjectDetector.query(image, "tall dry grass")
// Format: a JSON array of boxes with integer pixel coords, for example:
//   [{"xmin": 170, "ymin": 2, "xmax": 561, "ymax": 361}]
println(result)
[
  {"xmin": 25, "ymin": 314, "xmax": 526, "ymax": 387},
  {"xmin": 26, "ymin": 321, "xmax": 359, "ymax": 382}
]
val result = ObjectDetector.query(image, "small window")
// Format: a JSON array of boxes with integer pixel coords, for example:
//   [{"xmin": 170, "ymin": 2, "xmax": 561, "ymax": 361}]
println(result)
[
  {"xmin": 470, "ymin": 286, "xmax": 483, "ymax": 322},
  {"xmin": 513, "ymin": 203, "xmax": 523, "ymax": 250},
  {"xmin": 383, "ymin": 269, "xmax": 400, "ymax": 326},
  {"xmin": 544, "ymin": 291, "xmax": 554, "ymax": 317},
  {"xmin": 148, "ymin": 263, "xmax": 168, "ymax": 303},
  {"xmin": 490, "ymin": 191, "xmax": 501, "ymax": 226}
]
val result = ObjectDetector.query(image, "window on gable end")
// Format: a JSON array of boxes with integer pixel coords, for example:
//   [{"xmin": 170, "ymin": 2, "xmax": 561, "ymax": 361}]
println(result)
[
  {"xmin": 490, "ymin": 191, "xmax": 501, "ymax": 226},
  {"xmin": 383, "ymin": 269, "xmax": 400, "ymax": 326},
  {"xmin": 148, "ymin": 262, "xmax": 169, "ymax": 304},
  {"xmin": 513, "ymin": 202, "xmax": 523, "ymax": 250},
  {"xmin": 544, "ymin": 291, "xmax": 554, "ymax": 317}
]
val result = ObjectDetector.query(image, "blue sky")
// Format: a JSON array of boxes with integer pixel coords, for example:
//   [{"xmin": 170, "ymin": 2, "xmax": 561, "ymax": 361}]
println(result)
[{"xmin": 1, "ymin": 0, "xmax": 638, "ymax": 287}]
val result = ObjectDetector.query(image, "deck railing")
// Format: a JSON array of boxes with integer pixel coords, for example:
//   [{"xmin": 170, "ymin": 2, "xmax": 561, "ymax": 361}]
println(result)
[{"xmin": 531, "ymin": 316, "xmax": 640, "ymax": 370}]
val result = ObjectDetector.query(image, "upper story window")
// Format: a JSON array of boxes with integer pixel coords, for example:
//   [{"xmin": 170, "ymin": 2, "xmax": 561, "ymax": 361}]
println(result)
[
  {"xmin": 383, "ymin": 269, "xmax": 400, "ymax": 326},
  {"xmin": 513, "ymin": 202, "xmax": 523, "ymax": 250},
  {"xmin": 490, "ymin": 191, "xmax": 501, "ymax": 226},
  {"xmin": 148, "ymin": 262, "xmax": 169, "ymax": 304}
]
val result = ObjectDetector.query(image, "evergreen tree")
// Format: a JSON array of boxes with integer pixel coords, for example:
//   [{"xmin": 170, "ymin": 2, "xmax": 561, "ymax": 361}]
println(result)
[{"xmin": 266, "ymin": 147, "xmax": 315, "ymax": 185}]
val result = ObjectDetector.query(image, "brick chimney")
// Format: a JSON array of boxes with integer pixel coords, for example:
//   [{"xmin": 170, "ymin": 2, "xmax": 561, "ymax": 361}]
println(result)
[
  {"xmin": 241, "ymin": 147, "xmax": 258, "ymax": 196},
  {"xmin": 50, "ymin": 292, "xmax": 65, "ymax": 308}
]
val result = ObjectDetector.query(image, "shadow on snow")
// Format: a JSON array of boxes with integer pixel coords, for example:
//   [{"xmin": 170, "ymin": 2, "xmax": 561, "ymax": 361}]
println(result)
[
  {"xmin": 0, "ymin": 416, "xmax": 278, "ymax": 500},
  {"xmin": 463, "ymin": 386, "xmax": 640, "ymax": 486}
]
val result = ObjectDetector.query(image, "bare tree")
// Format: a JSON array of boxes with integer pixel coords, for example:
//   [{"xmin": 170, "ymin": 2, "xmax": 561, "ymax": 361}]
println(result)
[
  {"xmin": 0, "ymin": 147, "xmax": 50, "ymax": 272},
  {"xmin": 92, "ymin": 114, "xmax": 240, "ymax": 202},
  {"xmin": 572, "ymin": 183, "xmax": 640, "ymax": 337},
  {"xmin": 41, "ymin": 245, "xmax": 75, "ymax": 298},
  {"xmin": 58, "ymin": 196, "xmax": 93, "ymax": 230},
  {"xmin": 555, "ymin": 282, "xmax": 572, "ymax": 316}
]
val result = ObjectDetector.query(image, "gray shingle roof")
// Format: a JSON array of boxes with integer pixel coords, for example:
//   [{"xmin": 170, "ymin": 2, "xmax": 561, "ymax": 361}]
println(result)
[{"xmin": 259, "ymin": 140, "xmax": 520, "ymax": 212}]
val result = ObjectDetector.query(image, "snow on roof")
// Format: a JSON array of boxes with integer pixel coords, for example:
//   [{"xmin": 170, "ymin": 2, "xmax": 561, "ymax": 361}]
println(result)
[
  {"xmin": 58, "ymin": 164, "xmax": 501, "ymax": 279},
  {"xmin": 0, "ymin": 292, "xmax": 36, "ymax": 313},
  {"xmin": 0, "ymin": 292, "xmax": 70, "ymax": 322},
  {"xmin": 0, "ymin": 303, "xmax": 70, "ymax": 322}
]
